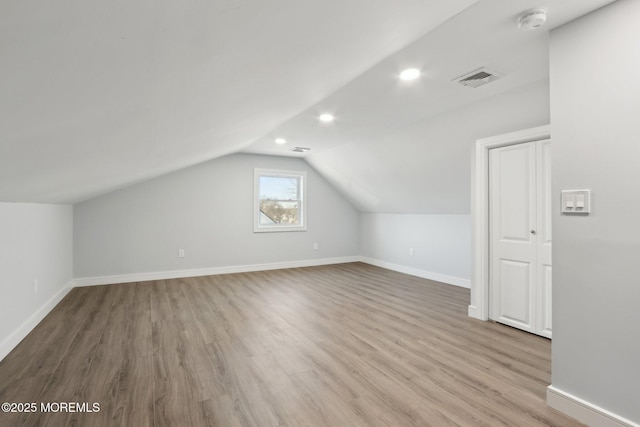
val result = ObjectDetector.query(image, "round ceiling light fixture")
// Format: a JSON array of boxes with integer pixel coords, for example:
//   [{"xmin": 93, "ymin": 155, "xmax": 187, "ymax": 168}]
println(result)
[
  {"xmin": 318, "ymin": 113, "xmax": 335, "ymax": 123},
  {"xmin": 274, "ymin": 138, "xmax": 286, "ymax": 145},
  {"xmin": 518, "ymin": 9, "xmax": 547, "ymax": 30},
  {"xmin": 399, "ymin": 68, "xmax": 421, "ymax": 81}
]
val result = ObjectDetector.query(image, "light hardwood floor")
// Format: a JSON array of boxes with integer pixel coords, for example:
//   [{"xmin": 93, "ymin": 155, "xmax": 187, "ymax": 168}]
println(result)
[{"xmin": 0, "ymin": 263, "xmax": 582, "ymax": 426}]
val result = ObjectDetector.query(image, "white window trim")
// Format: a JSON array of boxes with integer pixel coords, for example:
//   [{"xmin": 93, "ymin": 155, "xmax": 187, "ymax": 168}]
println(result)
[
  {"xmin": 254, "ymin": 168, "xmax": 307, "ymax": 233},
  {"xmin": 469, "ymin": 124, "xmax": 550, "ymax": 321}
]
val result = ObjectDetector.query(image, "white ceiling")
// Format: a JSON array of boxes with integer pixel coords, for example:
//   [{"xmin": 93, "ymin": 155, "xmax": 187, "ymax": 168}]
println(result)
[
  {"xmin": 244, "ymin": 0, "xmax": 615, "ymax": 213},
  {"xmin": 0, "ymin": 0, "xmax": 615, "ymax": 208},
  {"xmin": 0, "ymin": 0, "xmax": 476, "ymax": 203}
]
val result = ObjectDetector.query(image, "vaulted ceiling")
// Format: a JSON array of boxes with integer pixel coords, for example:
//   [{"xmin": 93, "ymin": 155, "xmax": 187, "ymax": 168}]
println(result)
[{"xmin": 0, "ymin": 0, "xmax": 614, "ymax": 211}]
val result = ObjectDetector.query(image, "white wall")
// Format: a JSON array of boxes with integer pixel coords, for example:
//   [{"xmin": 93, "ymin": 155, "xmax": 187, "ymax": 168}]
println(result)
[
  {"xmin": 308, "ymin": 79, "xmax": 550, "ymax": 214},
  {"xmin": 549, "ymin": 0, "xmax": 640, "ymax": 424},
  {"xmin": 360, "ymin": 214, "xmax": 471, "ymax": 287},
  {"xmin": 74, "ymin": 153, "xmax": 359, "ymax": 280},
  {"xmin": 352, "ymin": 82, "xmax": 550, "ymax": 288},
  {"xmin": 0, "ymin": 203, "xmax": 73, "ymax": 360}
]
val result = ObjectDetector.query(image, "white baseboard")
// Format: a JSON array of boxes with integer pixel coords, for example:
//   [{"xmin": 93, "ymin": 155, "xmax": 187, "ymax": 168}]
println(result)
[
  {"xmin": 358, "ymin": 256, "xmax": 470, "ymax": 289},
  {"xmin": 547, "ymin": 385, "xmax": 639, "ymax": 427},
  {"xmin": 468, "ymin": 304, "xmax": 480, "ymax": 319},
  {"xmin": 74, "ymin": 256, "xmax": 470, "ymax": 290},
  {"xmin": 0, "ymin": 281, "xmax": 73, "ymax": 362},
  {"xmin": 73, "ymin": 256, "xmax": 360, "ymax": 287},
  {"xmin": 1, "ymin": 256, "xmax": 463, "ymax": 362},
  {"xmin": 467, "ymin": 304, "xmax": 488, "ymax": 321}
]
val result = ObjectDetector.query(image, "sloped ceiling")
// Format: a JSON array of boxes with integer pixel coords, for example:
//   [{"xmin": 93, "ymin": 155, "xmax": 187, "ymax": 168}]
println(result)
[
  {"xmin": 0, "ymin": 0, "xmax": 476, "ymax": 203},
  {"xmin": 1, "ymin": 0, "xmax": 614, "ymax": 209},
  {"xmin": 244, "ymin": 0, "xmax": 616, "ymax": 213}
]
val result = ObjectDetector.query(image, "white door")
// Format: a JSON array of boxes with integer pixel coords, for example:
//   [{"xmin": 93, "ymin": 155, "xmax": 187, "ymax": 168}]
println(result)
[{"xmin": 489, "ymin": 139, "xmax": 552, "ymax": 338}]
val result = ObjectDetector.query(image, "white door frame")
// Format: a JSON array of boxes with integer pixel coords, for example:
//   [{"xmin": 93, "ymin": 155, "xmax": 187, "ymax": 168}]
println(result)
[{"xmin": 468, "ymin": 124, "xmax": 550, "ymax": 321}]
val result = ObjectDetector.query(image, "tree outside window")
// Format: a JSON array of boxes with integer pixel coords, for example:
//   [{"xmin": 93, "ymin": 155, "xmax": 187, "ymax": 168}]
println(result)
[{"xmin": 254, "ymin": 169, "xmax": 307, "ymax": 232}]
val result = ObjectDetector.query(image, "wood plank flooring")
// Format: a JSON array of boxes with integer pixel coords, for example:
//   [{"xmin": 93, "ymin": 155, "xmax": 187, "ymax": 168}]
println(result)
[{"xmin": 0, "ymin": 262, "xmax": 582, "ymax": 426}]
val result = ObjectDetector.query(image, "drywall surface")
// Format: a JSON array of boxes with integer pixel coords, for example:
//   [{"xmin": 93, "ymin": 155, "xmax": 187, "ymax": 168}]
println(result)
[
  {"xmin": 360, "ymin": 213, "xmax": 470, "ymax": 286},
  {"xmin": 550, "ymin": 0, "xmax": 640, "ymax": 422},
  {"xmin": 307, "ymin": 80, "xmax": 550, "ymax": 214},
  {"xmin": 0, "ymin": 203, "xmax": 73, "ymax": 359},
  {"xmin": 74, "ymin": 153, "xmax": 359, "ymax": 278}
]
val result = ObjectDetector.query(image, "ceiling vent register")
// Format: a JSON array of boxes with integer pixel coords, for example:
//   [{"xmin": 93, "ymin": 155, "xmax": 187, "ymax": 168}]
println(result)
[
  {"xmin": 453, "ymin": 67, "xmax": 503, "ymax": 88},
  {"xmin": 290, "ymin": 147, "xmax": 311, "ymax": 153}
]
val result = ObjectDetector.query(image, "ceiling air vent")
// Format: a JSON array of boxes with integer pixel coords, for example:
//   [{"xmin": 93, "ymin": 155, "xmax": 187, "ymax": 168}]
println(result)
[
  {"xmin": 290, "ymin": 147, "xmax": 311, "ymax": 153},
  {"xmin": 453, "ymin": 67, "xmax": 503, "ymax": 88}
]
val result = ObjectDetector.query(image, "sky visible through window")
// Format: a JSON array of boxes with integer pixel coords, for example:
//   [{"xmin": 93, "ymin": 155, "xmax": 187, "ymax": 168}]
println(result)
[
  {"xmin": 259, "ymin": 176, "xmax": 298, "ymax": 200},
  {"xmin": 255, "ymin": 169, "xmax": 306, "ymax": 231}
]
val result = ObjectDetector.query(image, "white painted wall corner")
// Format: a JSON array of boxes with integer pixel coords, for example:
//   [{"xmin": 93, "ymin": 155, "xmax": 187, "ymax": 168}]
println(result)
[{"xmin": 0, "ymin": 281, "xmax": 74, "ymax": 361}]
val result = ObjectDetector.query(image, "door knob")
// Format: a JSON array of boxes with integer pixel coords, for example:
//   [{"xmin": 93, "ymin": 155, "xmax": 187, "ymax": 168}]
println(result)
[{"xmin": 530, "ymin": 229, "xmax": 536, "ymax": 234}]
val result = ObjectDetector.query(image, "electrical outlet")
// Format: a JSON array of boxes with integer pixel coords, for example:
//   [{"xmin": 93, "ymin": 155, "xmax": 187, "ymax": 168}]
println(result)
[
  {"xmin": 409, "ymin": 248, "xmax": 414, "ymax": 256},
  {"xmin": 178, "ymin": 249, "xmax": 185, "ymax": 258},
  {"xmin": 313, "ymin": 242, "xmax": 318, "ymax": 251}
]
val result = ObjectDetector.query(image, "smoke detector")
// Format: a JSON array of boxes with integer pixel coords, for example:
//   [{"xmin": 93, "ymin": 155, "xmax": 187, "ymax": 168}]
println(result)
[
  {"xmin": 453, "ymin": 67, "xmax": 504, "ymax": 88},
  {"xmin": 518, "ymin": 9, "xmax": 547, "ymax": 30}
]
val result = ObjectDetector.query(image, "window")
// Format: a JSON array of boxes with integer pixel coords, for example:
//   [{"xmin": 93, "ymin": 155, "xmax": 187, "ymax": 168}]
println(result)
[{"xmin": 254, "ymin": 169, "xmax": 307, "ymax": 232}]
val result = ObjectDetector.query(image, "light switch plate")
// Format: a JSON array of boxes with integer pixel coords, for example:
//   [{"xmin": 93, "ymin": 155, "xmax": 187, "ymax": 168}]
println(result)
[{"xmin": 562, "ymin": 190, "xmax": 591, "ymax": 214}]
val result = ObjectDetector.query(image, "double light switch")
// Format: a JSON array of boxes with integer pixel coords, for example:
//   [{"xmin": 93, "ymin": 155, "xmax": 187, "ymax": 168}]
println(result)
[{"xmin": 561, "ymin": 189, "xmax": 591, "ymax": 214}]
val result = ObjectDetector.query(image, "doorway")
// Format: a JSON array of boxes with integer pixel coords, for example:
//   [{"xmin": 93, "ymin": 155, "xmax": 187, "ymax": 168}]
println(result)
[
  {"xmin": 468, "ymin": 125, "xmax": 551, "ymax": 338},
  {"xmin": 488, "ymin": 139, "xmax": 552, "ymax": 338}
]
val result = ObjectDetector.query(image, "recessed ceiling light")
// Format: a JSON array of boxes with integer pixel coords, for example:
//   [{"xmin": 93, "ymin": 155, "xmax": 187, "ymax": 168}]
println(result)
[
  {"xmin": 275, "ymin": 138, "xmax": 286, "ymax": 145},
  {"xmin": 399, "ymin": 68, "xmax": 421, "ymax": 81},
  {"xmin": 319, "ymin": 113, "xmax": 335, "ymax": 123}
]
